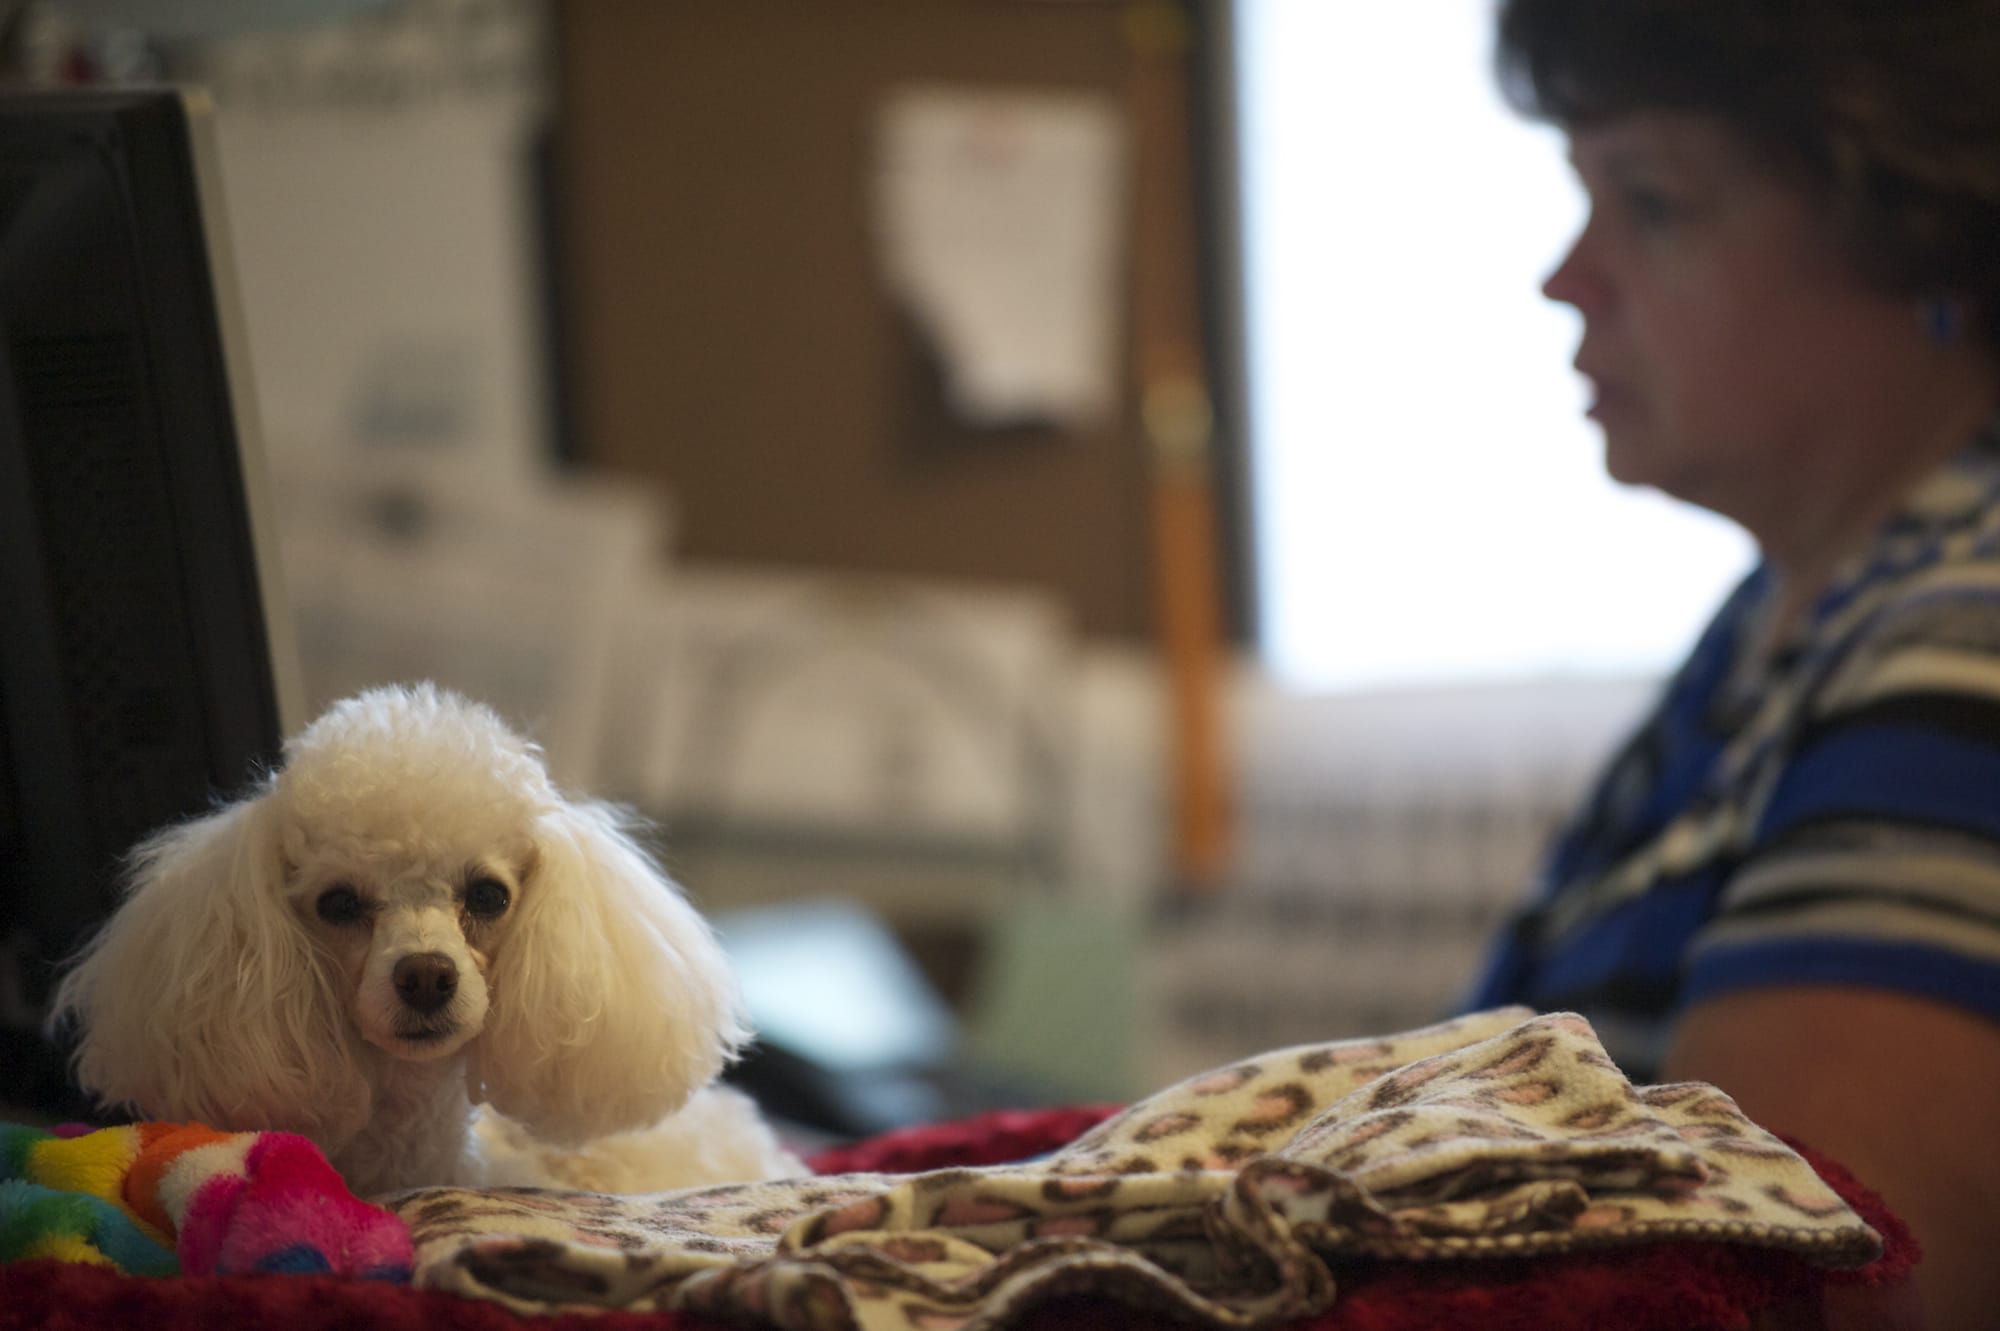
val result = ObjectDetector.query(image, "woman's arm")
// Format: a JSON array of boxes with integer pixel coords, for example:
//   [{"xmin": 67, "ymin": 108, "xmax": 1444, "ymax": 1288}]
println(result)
[{"xmin": 1662, "ymin": 985, "xmax": 2000, "ymax": 1331}]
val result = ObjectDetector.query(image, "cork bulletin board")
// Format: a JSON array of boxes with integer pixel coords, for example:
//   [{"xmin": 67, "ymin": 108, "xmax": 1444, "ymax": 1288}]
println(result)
[{"xmin": 549, "ymin": 0, "xmax": 1232, "ymax": 639}]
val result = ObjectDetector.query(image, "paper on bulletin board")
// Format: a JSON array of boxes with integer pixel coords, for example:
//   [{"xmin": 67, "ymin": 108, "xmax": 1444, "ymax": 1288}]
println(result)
[{"xmin": 873, "ymin": 85, "xmax": 1126, "ymax": 431}]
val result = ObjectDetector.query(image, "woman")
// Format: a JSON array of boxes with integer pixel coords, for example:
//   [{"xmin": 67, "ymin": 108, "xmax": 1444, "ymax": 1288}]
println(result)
[{"xmin": 1466, "ymin": 3, "xmax": 2000, "ymax": 1328}]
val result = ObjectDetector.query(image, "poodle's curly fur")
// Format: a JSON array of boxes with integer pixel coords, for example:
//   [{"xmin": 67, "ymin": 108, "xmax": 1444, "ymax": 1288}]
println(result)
[{"xmin": 50, "ymin": 683, "xmax": 802, "ymax": 1197}]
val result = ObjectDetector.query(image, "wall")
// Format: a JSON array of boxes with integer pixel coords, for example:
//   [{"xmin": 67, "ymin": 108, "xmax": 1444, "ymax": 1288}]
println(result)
[{"xmin": 213, "ymin": 102, "xmax": 548, "ymax": 484}]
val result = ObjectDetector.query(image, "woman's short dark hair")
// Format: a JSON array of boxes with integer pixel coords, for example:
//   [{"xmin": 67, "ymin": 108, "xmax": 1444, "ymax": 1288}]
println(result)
[{"xmin": 1496, "ymin": 0, "xmax": 2000, "ymax": 346}]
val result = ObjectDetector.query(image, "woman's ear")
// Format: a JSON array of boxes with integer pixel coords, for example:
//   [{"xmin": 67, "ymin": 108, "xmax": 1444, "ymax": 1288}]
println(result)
[
  {"xmin": 469, "ymin": 801, "xmax": 749, "ymax": 1145},
  {"xmin": 48, "ymin": 790, "xmax": 371, "ymax": 1146}
]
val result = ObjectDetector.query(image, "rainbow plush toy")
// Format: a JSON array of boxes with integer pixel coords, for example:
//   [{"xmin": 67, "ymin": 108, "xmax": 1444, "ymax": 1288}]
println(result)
[{"xmin": 0, "ymin": 1120, "xmax": 411, "ymax": 1280}]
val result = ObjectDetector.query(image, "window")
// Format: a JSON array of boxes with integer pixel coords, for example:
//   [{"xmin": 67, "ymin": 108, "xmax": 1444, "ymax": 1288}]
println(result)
[{"xmin": 1234, "ymin": 0, "xmax": 1752, "ymax": 692}]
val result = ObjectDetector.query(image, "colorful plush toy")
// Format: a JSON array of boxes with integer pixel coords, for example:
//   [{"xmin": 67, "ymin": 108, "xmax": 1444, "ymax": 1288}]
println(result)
[{"xmin": 0, "ymin": 1120, "xmax": 410, "ymax": 1280}]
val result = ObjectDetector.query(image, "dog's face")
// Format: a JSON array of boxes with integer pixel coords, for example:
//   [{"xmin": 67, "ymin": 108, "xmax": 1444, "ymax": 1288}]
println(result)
[
  {"xmin": 288, "ymin": 839, "xmax": 537, "ymax": 1061},
  {"xmin": 272, "ymin": 687, "xmax": 562, "ymax": 1064}
]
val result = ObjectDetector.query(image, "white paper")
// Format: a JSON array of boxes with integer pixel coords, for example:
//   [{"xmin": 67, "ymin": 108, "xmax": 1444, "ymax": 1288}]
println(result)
[{"xmin": 874, "ymin": 85, "xmax": 1125, "ymax": 429}]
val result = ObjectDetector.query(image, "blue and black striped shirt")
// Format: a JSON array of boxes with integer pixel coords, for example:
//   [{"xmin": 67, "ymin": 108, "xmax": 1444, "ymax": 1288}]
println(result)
[{"xmin": 1469, "ymin": 429, "xmax": 2000, "ymax": 1077}]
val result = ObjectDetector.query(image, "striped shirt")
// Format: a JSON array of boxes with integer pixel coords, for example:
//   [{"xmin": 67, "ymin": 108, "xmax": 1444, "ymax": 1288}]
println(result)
[{"xmin": 1467, "ymin": 429, "xmax": 2000, "ymax": 1078}]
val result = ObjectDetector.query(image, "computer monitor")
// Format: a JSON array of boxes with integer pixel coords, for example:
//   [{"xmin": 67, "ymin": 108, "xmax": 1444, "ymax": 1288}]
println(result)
[{"xmin": 0, "ymin": 87, "xmax": 302, "ymax": 1115}]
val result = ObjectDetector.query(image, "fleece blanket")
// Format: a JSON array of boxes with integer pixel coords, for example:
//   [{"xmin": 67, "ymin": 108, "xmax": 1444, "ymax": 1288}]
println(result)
[
  {"xmin": 0, "ymin": 1119, "xmax": 411, "ymax": 1280},
  {"xmin": 387, "ymin": 1008, "xmax": 1882, "ymax": 1329},
  {"xmin": 0, "ymin": 1110, "xmax": 1916, "ymax": 1331}
]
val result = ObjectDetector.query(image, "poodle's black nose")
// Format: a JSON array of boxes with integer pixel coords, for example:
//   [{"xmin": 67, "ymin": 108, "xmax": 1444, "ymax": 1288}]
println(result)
[{"xmin": 393, "ymin": 952, "xmax": 459, "ymax": 1014}]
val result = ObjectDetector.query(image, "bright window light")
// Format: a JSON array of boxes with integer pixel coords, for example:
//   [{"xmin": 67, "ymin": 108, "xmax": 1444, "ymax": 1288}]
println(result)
[{"xmin": 1236, "ymin": 0, "xmax": 1753, "ymax": 693}]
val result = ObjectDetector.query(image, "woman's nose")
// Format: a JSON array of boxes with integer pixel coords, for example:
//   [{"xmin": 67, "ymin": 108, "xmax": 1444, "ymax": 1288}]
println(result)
[{"xmin": 1541, "ymin": 227, "xmax": 1604, "ymax": 314}]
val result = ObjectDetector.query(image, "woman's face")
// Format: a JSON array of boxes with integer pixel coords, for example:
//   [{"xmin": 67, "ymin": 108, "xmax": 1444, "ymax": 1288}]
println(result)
[{"xmin": 1544, "ymin": 111, "xmax": 1935, "ymax": 532}]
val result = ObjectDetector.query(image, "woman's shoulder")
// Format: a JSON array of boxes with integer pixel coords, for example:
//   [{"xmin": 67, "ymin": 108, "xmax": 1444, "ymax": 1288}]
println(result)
[
  {"xmin": 1810, "ymin": 546, "xmax": 2000, "ymax": 720},
  {"xmin": 1802, "ymin": 451, "xmax": 2000, "ymax": 718}
]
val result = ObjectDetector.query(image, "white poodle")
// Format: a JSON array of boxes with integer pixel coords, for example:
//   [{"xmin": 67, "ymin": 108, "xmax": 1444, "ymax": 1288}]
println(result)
[{"xmin": 50, "ymin": 683, "xmax": 805, "ymax": 1198}]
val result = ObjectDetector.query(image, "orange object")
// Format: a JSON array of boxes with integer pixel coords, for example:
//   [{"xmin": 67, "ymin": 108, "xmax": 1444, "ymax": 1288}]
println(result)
[
  {"xmin": 125, "ymin": 1121, "xmax": 237, "ymax": 1236},
  {"xmin": 1125, "ymin": 0, "xmax": 1233, "ymax": 888}
]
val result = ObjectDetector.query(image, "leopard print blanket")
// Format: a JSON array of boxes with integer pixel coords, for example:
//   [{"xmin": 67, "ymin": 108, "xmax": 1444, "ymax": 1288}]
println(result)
[{"xmin": 386, "ymin": 1008, "xmax": 1879, "ymax": 1329}]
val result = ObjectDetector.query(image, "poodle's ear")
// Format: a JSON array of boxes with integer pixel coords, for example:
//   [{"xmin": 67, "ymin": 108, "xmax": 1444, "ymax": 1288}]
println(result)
[
  {"xmin": 48, "ymin": 791, "xmax": 371, "ymax": 1145},
  {"xmin": 469, "ymin": 801, "xmax": 750, "ymax": 1144}
]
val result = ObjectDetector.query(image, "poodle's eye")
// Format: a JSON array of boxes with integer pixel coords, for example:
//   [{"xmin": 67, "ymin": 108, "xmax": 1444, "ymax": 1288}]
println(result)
[
  {"xmin": 315, "ymin": 885, "xmax": 365, "ymax": 925},
  {"xmin": 465, "ymin": 877, "xmax": 511, "ymax": 920}
]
